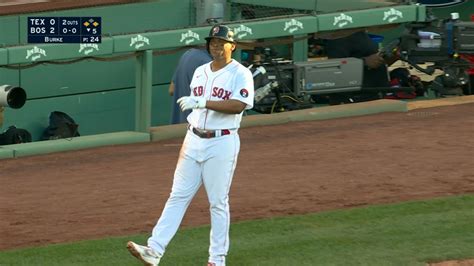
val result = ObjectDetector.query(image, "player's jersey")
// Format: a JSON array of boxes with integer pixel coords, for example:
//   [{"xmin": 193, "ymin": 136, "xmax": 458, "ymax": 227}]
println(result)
[{"xmin": 187, "ymin": 59, "xmax": 254, "ymax": 130}]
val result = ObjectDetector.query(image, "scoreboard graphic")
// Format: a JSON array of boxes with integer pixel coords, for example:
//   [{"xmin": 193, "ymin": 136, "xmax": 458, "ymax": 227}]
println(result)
[{"xmin": 28, "ymin": 17, "xmax": 102, "ymax": 44}]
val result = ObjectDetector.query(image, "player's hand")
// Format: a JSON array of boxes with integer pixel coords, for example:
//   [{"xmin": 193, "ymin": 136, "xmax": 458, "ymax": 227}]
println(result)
[
  {"xmin": 363, "ymin": 53, "xmax": 385, "ymax": 69},
  {"xmin": 177, "ymin": 96, "xmax": 207, "ymax": 111}
]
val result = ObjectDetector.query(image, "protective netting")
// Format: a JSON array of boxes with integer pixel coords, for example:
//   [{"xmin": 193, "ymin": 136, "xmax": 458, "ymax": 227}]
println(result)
[
  {"xmin": 0, "ymin": 0, "xmax": 142, "ymax": 16},
  {"xmin": 229, "ymin": 3, "xmax": 312, "ymax": 22},
  {"xmin": 225, "ymin": 0, "xmax": 409, "ymax": 23}
]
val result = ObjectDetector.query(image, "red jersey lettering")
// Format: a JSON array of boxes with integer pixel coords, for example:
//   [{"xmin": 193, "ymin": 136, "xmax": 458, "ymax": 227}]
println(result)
[
  {"xmin": 217, "ymin": 88, "xmax": 224, "ymax": 98},
  {"xmin": 212, "ymin": 87, "xmax": 219, "ymax": 97},
  {"xmin": 193, "ymin": 86, "xmax": 204, "ymax": 96},
  {"xmin": 223, "ymin": 90, "xmax": 232, "ymax": 100},
  {"xmin": 211, "ymin": 87, "xmax": 232, "ymax": 100}
]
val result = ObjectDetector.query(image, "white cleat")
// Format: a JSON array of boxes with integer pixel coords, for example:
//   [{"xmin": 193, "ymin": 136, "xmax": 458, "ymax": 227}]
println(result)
[{"xmin": 127, "ymin": 241, "xmax": 161, "ymax": 266}]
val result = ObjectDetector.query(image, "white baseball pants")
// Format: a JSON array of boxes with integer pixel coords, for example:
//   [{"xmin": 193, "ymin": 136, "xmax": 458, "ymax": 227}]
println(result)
[{"xmin": 148, "ymin": 129, "xmax": 240, "ymax": 265}]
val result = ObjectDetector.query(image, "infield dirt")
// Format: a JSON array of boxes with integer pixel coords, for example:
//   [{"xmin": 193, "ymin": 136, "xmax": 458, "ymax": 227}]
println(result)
[{"xmin": 1, "ymin": 103, "xmax": 473, "ymax": 253}]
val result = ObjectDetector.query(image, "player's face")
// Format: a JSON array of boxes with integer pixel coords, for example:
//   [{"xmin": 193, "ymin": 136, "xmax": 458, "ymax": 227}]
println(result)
[{"xmin": 209, "ymin": 38, "xmax": 235, "ymax": 61}]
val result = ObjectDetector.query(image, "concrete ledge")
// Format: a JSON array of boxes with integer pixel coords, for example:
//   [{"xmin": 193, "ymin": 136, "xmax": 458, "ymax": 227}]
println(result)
[
  {"xmin": 0, "ymin": 147, "xmax": 14, "ymax": 159},
  {"xmin": 407, "ymin": 95, "xmax": 474, "ymax": 110},
  {"xmin": 150, "ymin": 99, "xmax": 408, "ymax": 141},
  {"xmin": 243, "ymin": 99, "xmax": 407, "ymax": 126},
  {"xmin": 241, "ymin": 112, "xmax": 292, "ymax": 128},
  {"xmin": 3, "ymin": 131, "xmax": 150, "ymax": 158},
  {"xmin": 150, "ymin": 123, "xmax": 187, "ymax": 142}
]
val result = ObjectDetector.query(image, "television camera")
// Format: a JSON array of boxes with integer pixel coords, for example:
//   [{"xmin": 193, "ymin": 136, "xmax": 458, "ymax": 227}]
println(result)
[
  {"xmin": 250, "ymin": 54, "xmax": 368, "ymax": 113},
  {"xmin": 249, "ymin": 47, "xmax": 412, "ymax": 114},
  {"xmin": 396, "ymin": 12, "xmax": 474, "ymax": 96},
  {"xmin": 248, "ymin": 13, "xmax": 474, "ymax": 114}
]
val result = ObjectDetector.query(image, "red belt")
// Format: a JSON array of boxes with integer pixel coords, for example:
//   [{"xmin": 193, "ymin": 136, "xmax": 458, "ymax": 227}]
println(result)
[{"xmin": 189, "ymin": 126, "xmax": 230, "ymax": 138}]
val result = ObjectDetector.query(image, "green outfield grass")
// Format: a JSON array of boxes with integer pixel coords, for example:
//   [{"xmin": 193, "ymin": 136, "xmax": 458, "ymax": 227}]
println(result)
[{"xmin": 1, "ymin": 194, "xmax": 473, "ymax": 266}]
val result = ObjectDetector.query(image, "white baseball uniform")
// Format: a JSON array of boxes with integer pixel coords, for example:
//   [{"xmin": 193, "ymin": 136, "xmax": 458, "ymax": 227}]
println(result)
[{"xmin": 148, "ymin": 59, "xmax": 254, "ymax": 265}]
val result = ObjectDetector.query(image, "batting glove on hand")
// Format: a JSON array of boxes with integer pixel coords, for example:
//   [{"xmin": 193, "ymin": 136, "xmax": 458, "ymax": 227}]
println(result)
[{"xmin": 177, "ymin": 96, "xmax": 207, "ymax": 111}]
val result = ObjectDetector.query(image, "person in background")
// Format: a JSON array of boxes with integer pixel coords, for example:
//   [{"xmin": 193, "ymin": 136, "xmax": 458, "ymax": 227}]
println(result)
[
  {"xmin": 323, "ymin": 30, "xmax": 390, "ymax": 104},
  {"xmin": 169, "ymin": 48, "xmax": 212, "ymax": 124}
]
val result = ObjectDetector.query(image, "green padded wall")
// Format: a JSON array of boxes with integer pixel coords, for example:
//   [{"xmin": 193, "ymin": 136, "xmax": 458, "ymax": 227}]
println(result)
[
  {"xmin": 151, "ymin": 84, "xmax": 173, "ymax": 127},
  {"xmin": 3, "ymin": 83, "xmax": 173, "ymax": 141},
  {"xmin": 0, "ymin": 68, "xmax": 19, "ymax": 91},
  {"xmin": 3, "ymin": 88, "xmax": 134, "ymax": 139},
  {"xmin": 21, "ymin": 59, "xmax": 133, "ymax": 99},
  {"xmin": 1, "ymin": 1, "xmax": 191, "ymax": 136},
  {"xmin": 0, "ymin": 15, "xmax": 19, "ymax": 45},
  {"xmin": 0, "ymin": 16, "xmax": 21, "ymax": 107}
]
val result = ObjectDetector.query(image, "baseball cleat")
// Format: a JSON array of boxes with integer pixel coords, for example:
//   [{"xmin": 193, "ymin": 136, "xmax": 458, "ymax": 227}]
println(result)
[{"xmin": 127, "ymin": 241, "xmax": 161, "ymax": 266}]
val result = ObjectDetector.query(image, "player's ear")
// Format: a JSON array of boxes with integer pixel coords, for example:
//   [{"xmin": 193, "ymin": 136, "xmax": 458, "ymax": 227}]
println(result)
[{"xmin": 231, "ymin": 43, "xmax": 236, "ymax": 52}]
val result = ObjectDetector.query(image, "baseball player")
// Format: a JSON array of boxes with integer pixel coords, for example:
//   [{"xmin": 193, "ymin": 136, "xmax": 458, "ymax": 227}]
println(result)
[{"xmin": 127, "ymin": 25, "xmax": 254, "ymax": 266}]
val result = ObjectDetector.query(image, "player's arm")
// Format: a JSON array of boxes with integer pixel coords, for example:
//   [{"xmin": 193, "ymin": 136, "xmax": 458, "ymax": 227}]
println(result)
[
  {"xmin": 205, "ymin": 99, "xmax": 246, "ymax": 114},
  {"xmin": 363, "ymin": 53, "xmax": 385, "ymax": 69},
  {"xmin": 177, "ymin": 97, "xmax": 246, "ymax": 114},
  {"xmin": 178, "ymin": 68, "xmax": 253, "ymax": 114}
]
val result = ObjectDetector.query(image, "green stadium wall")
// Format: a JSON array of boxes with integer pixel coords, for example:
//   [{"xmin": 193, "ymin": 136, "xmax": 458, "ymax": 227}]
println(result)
[
  {"xmin": 1, "ymin": 0, "xmax": 472, "ymax": 141},
  {"xmin": 0, "ymin": 0, "xmax": 191, "ymax": 140}
]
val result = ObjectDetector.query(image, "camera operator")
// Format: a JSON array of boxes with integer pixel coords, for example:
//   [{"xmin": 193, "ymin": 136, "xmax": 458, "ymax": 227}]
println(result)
[{"xmin": 321, "ymin": 30, "xmax": 391, "ymax": 104}]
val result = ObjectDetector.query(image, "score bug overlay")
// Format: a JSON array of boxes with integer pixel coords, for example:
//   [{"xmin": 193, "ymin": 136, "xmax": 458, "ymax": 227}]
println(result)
[{"xmin": 28, "ymin": 17, "xmax": 102, "ymax": 44}]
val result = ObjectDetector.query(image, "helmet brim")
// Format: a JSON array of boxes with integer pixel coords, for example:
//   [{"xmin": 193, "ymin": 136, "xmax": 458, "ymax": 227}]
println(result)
[{"xmin": 205, "ymin": 36, "xmax": 235, "ymax": 43}]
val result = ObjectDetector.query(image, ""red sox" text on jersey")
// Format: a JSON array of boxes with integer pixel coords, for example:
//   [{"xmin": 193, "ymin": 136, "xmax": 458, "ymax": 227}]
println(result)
[{"xmin": 193, "ymin": 86, "xmax": 232, "ymax": 100}]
